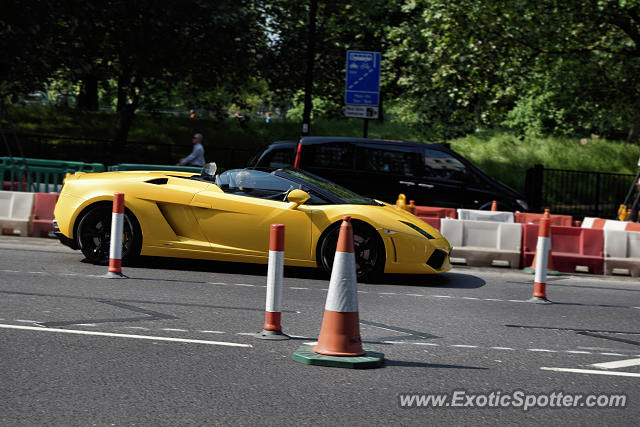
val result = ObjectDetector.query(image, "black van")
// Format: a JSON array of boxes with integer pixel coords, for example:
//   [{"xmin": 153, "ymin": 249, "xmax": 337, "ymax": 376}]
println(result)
[{"xmin": 249, "ymin": 136, "xmax": 528, "ymax": 211}]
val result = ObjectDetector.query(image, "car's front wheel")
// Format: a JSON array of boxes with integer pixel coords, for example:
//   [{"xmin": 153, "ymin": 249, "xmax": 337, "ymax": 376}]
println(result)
[
  {"xmin": 76, "ymin": 204, "xmax": 142, "ymax": 265},
  {"xmin": 317, "ymin": 220, "xmax": 385, "ymax": 283}
]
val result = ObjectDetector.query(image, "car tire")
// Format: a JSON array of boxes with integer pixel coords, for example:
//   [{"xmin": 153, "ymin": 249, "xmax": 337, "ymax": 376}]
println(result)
[
  {"xmin": 317, "ymin": 220, "xmax": 385, "ymax": 283},
  {"xmin": 76, "ymin": 204, "xmax": 142, "ymax": 266}
]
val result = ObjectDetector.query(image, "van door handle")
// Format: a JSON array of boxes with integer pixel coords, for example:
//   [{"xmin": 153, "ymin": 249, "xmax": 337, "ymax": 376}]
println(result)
[
  {"xmin": 418, "ymin": 183, "xmax": 434, "ymax": 189},
  {"xmin": 399, "ymin": 181, "xmax": 415, "ymax": 186}
]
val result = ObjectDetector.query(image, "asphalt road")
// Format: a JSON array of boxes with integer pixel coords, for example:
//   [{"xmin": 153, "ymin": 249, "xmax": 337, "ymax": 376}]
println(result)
[{"xmin": 0, "ymin": 236, "xmax": 638, "ymax": 426}]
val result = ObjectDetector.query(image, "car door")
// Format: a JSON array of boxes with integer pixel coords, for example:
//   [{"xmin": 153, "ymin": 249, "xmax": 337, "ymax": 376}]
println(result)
[
  {"xmin": 412, "ymin": 147, "xmax": 468, "ymax": 208},
  {"xmin": 190, "ymin": 190, "xmax": 313, "ymax": 262}
]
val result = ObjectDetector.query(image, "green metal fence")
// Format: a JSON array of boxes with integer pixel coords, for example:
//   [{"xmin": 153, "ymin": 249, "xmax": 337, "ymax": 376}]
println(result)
[{"xmin": 1, "ymin": 157, "xmax": 105, "ymax": 192}]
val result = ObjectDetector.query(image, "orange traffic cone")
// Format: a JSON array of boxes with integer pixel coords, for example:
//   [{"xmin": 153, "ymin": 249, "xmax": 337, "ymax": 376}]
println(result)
[
  {"xmin": 408, "ymin": 200, "xmax": 416, "ymax": 215},
  {"xmin": 491, "ymin": 200, "xmax": 498, "ymax": 211},
  {"xmin": 292, "ymin": 216, "xmax": 384, "ymax": 368},
  {"xmin": 314, "ymin": 217, "xmax": 364, "ymax": 356}
]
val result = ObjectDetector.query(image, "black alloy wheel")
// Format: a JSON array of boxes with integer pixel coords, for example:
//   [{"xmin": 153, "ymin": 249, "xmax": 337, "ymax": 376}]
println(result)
[
  {"xmin": 318, "ymin": 221, "xmax": 385, "ymax": 283},
  {"xmin": 76, "ymin": 205, "xmax": 142, "ymax": 265}
]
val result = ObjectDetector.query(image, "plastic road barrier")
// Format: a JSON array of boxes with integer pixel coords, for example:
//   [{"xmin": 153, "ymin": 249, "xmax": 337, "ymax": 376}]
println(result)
[
  {"xmin": 515, "ymin": 212, "xmax": 574, "ymax": 227},
  {"xmin": 604, "ymin": 229, "xmax": 640, "ymax": 277},
  {"xmin": 441, "ymin": 218, "xmax": 522, "ymax": 268},
  {"xmin": 582, "ymin": 217, "xmax": 640, "ymax": 232},
  {"xmin": 456, "ymin": 209, "xmax": 514, "ymax": 223},
  {"xmin": 413, "ymin": 206, "xmax": 457, "ymax": 232},
  {"xmin": 29, "ymin": 193, "xmax": 59, "ymax": 237},
  {"xmin": 256, "ymin": 224, "xmax": 289, "ymax": 340},
  {"xmin": 522, "ymin": 224, "xmax": 604, "ymax": 275},
  {"xmin": 0, "ymin": 191, "xmax": 35, "ymax": 236}
]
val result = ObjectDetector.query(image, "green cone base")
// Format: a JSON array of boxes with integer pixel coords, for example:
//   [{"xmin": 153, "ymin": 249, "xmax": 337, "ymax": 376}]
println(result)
[{"xmin": 292, "ymin": 345, "xmax": 384, "ymax": 369}]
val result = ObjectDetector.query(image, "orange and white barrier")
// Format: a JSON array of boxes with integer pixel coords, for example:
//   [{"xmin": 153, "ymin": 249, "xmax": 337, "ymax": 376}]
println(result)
[
  {"xmin": 257, "ymin": 224, "xmax": 289, "ymax": 339},
  {"xmin": 582, "ymin": 217, "xmax": 640, "ymax": 232},
  {"xmin": 313, "ymin": 216, "xmax": 365, "ymax": 356},
  {"xmin": 106, "ymin": 193, "xmax": 126, "ymax": 278},
  {"xmin": 530, "ymin": 216, "xmax": 551, "ymax": 303}
]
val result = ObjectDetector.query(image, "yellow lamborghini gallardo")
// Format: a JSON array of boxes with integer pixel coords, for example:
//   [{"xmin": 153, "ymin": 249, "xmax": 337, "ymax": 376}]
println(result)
[{"xmin": 53, "ymin": 164, "xmax": 451, "ymax": 281}]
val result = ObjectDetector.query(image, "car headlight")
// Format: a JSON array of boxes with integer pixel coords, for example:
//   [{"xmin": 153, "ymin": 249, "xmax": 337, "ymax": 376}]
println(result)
[{"xmin": 400, "ymin": 221, "xmax": 435, "ymax": 239}]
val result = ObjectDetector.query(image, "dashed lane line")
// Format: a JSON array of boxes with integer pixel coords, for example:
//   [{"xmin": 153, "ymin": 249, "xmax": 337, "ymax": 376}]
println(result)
[
  {"xmin": 2, "ymin": 319, "xmax": 638, "ymax": 358},
  {"xmin": 0, "ymin": 324, "xmax": 252, "ymax": 347},
  {"xmin": 540, "ymin": 367, "xmax": 640, "ymax": 378},
  {"xmin": 2, "ymin": 269, "xmax": 638, "ymax": 309}
]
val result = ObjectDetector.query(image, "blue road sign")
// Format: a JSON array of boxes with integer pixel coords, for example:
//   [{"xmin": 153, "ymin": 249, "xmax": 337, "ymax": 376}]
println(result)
[{"xmin": 345, "ymin": 50, "xmax": 381, "ymax": 106}]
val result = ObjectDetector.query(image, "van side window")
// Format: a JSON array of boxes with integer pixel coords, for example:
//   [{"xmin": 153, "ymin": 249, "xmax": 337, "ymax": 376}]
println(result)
[
  {"xmin": 261, "ymin": 148, "xmax": 293, "ymax": 168},
  {"xmin": 423, "ymin": 149, "xmax": 467, "ymax": 180},
  {"xmin": 355, "ymin": 147, "xmax": 418, "ymax": 175},
  {"xmin": 306, "ymin": 143, "xmax": 353, "ymax": 169}
]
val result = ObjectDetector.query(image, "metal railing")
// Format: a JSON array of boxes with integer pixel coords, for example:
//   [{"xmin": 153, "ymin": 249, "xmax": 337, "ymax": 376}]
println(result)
[
  {"xmin": 1, "ymin": 132, "xmax": 257, "ymax": 168},
  {"xmin": 525, "ymin": 164, "xmax": 636, "ymax": 219}
]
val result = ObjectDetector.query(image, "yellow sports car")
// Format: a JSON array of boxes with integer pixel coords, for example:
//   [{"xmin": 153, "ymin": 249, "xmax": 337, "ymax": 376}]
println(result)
[{"xmin": 53, "ymin": 164, "xmax": 451, "ymax": 281}]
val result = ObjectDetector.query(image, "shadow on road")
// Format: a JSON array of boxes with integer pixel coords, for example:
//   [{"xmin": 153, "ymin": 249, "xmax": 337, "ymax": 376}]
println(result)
[
  {"xmin": 124, "ymin": 256, "xmax": 485, "ymax": 288},
  {"xmin": 380, "ymin": 272, "xmax": 486, "ymax": 289}
]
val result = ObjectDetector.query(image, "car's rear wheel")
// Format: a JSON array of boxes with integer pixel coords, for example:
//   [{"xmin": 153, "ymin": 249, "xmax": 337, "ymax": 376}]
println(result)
[
  {"xmin": 317, "ymin": 221, "xmax": 385, "ymax": 283},
  {"xmin": 76, "ymin": 205, "xmax": 142, "ymax": 265}
]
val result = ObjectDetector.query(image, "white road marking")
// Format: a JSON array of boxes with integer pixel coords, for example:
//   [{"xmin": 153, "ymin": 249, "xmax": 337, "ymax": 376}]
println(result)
[
  {"xmin": 304, "ymin": 341, "xmax": 319, "ymax": 346},
  {"xmin": 599, "ymin": 353, "xmax": 626, "ymax": 356},
  {"xmin": 591, "ymin": 357, "xmax": 640, "ymax": 370},
  {"xmin": 236, "ymin": 332, "xmax": 257, "ymax": 336},
  {"xmin": 235, "ymin": 284, "xmax": 254, "ymax": 287},
  {"xmin": 528, "ymin": 349, "xmax": 557, "ymax": 352},
  {"xmin": 199, "ymin": 330, "xmax": 225, "ymax": 334},
  {"xmin": 406, "ymin": 294, "xmax": 425, "ymax": 297},
  {"xmin": 76, "ymin": 324, "xmax": 96, "ymax": 327},
  {"xmin": 451, "ymin": 345, "xmax": 478, "ymax": 348},
  {"xmin": 565, "ymin": 350, "xmax": 592, "ymax": 354},
  {"xmin": 290, "ymin": 287, "xmax": 309, "ymax": 290},
  {"xmin": 379, "ymin": 292, "xmax": 397, "ymax": 295},
  {"xmin": 124, "ymin": 326, "xmax": 149, "ymax": 330},
  {"xmin": 540, "ymin": 367, "xmax": 640, "ymax": 378},
  {"xmin": 162, "ymin": 328, "xmax": 188, "ymax": 332},
  {"xmin": 16, "ymin": 319, "xmax": 38, "ymax": 323},
  {"xmin": 490, "ymin": 347, "xmax": 515, "ymax": 350},
  {"xmin": 432, "ymin": 295, "xmax": 452, "ymax": 298},
  {"xmin": 462, "ymin": 297, "xmax": 479, "ymax": 300},
  {"xmin": 484, "ymin": 298, "xmax": 503, "ymax": 301},
  {"xmin": 0, "ymin": 324, "xmax": 252, "ymax": 347}
]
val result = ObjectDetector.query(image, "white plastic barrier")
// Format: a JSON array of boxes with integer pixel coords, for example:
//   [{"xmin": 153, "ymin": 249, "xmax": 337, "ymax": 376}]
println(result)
[
  {"xmin": 0, "ymin": 191, "xmax": 35, "ymax": 236},
  {"xmin": 604, "ymin": 229, "xmax": 640, "ymax": 277},
  {"xmin": 441, "ymin": 218, "xmax": 522, "ymax": 268},
  {"xmin": 456, "ymin": 209, "xmax": 514, "ymax": 223}
]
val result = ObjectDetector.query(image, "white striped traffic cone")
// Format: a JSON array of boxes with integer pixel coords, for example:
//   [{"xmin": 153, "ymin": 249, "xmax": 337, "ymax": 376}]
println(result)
[
  {"xmin": 529, "ymin": 216, "xmax": 552, "ymax": 303},
  {"xmin": 105, "ymin": 193, "xmax": 127, "ymax": 278},
  {"xmin": 313, "ymin": 216, "xmax": 365, "ymax": 356},
  {"xmin": 256, "ymin": 224, "xmax": 289, "ymax": 340}
]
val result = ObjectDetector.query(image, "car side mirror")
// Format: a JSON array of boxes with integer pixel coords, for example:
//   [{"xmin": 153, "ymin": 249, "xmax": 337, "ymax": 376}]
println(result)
[{"xmin": 286, "ymin": 189, "xmax": 310, "ymax": 208}]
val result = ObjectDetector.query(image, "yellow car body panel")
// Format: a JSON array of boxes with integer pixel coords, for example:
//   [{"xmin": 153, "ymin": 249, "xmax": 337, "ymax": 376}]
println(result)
[{"xmin": 54, "ymin": 169, "xmax": 451, "ymax": 274}]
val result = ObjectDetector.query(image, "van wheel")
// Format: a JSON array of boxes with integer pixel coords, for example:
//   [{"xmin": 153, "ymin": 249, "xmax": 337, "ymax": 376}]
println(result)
[
  {"xmin": 76, "ymin": 205, "xmax": 142, "ymax": 265},
  {"xmin": 317, "ymin": 221, "xmax": 385, "ymax": 283}
]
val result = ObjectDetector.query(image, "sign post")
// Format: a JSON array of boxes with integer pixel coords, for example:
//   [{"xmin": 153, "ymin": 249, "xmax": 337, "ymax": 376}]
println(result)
[{"xmin": 344, "ymin": 50, "xmax": 381, "ymax": 137}]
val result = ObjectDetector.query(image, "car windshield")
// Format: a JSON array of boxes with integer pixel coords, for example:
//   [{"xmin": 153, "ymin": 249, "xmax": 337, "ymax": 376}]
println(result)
[{"xmin": 215, "ymin": 168, "xmax": 378, "ymax": 205}]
